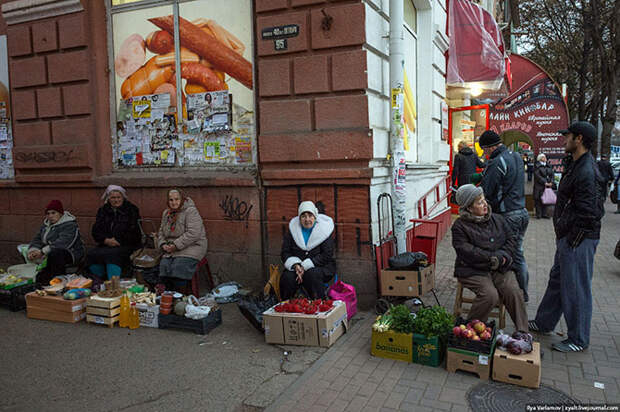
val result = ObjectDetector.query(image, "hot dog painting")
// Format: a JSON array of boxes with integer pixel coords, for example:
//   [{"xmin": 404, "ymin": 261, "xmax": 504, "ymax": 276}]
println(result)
[{"xmin": 112, "ymin": 1, "xmax": 254, "ymax": 115}]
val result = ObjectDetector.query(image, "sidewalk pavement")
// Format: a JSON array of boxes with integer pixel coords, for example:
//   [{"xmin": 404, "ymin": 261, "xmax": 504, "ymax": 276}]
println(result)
[{"xmin": 266, "ymin": 201, "xmax": 620, "ymax": 412}]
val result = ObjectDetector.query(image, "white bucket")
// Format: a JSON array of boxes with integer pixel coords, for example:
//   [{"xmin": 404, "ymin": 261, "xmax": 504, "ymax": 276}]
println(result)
[{"xmin": 7, "ymin": 263, "xmax": 38, "ymax": 279}]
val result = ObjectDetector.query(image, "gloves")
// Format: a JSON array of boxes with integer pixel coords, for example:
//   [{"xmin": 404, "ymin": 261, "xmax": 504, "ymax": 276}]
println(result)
[{"xmin": 489, "ymin": 256, "xmax": 500, "ymax": 271}]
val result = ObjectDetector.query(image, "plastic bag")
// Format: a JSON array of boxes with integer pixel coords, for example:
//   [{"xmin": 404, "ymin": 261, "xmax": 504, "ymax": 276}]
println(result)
[
  {"xmin": 237, "ymin": 293, "xmax": 278, "ymax": 333},
  {"xmin": 541, "ymin": 188, "xmax": 557, "ymax": 205},
  {"xmin": 388, "ymin": 251, "xmax": 428, "ymax": 270},
  {"xmin": 185, "ymin": 295, "xmax": 211, "ymax": 320},
  {"xmin": 328, "ymin": 280, "xmax": 357, "ymax": 320},
  {"xmin": 212, "ymin": 281, "xmax": 241, "ymax": 303}
]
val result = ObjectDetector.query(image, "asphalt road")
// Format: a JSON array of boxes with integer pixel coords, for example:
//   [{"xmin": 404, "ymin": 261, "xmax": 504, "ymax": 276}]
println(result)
[{"xmin": 0, "ymin": 302, "xmax": 327, "ymax": 412}]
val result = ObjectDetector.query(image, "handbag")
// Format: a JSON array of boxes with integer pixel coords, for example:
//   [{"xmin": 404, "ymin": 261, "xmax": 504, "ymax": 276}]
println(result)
[
  {"xmin": 541, "ymin": 187, "xmax": 557, "ymax": 205},
  {"xmin": 328, "ymin": 280, "xmax": 357, "ymax": 320}
]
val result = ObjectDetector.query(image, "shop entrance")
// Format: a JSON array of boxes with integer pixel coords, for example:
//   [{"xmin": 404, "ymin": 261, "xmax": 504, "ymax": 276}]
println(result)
[{"xmin": 447, "ymin": 104, "xmax": 490, "ymax": 212}]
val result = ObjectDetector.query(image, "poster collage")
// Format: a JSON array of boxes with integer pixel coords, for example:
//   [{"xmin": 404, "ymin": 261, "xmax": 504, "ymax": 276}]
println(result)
[{"xmin": 0, "ymin": 35, "xmax": 13, "ymax": 180}]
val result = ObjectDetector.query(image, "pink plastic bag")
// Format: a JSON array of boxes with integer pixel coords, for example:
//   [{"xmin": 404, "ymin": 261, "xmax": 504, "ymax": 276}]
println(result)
[
  {"xmin": 541, "ymin": 188, "xmax": 557, "ymax": 205},
  {"xmin": 328, "ymin": 280, "xmax": 357, "ymax": 320}
]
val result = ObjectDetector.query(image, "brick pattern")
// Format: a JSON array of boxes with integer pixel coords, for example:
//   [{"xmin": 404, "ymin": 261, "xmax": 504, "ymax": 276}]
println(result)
[
  {"xmin": 256, "ymin": 0, "xmax": 371, "ymax": 182},
  {"xmin": 7, "ymin": 11, "xmax": 94, "ymax": 182},
  {"xmin": 266, "ymin": 202, "xmax": 620, "ymax": 410}
]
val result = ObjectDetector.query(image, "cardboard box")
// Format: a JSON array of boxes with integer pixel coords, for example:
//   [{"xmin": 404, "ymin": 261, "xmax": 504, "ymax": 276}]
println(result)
[
  {"xmin": 263, "ymin": 301, "xmax": 348, "ymax": 347},
  {"xmin": 492, "ymin": 342, "xmax": 541, "ymax": 388},
  {"xmin": 447, "ymin": 348, "xmax": 493, "ymax": 379},
  {"xmin": 380, "ymin": 265, "xmax": 435, "ymax": 297},
  {"xmin": 136, "ymin": 303, "xmax": 159, "ymax": 328},
  {"xmin": 371, "ymin": 329, "xmax": 413, "ymax": 363},
  {"xmin": 412, "ymin": 333, "xmax": 444, "ymax": 367},
  {"xmin": 26, "ymin": 292, "xmax": 88, "ymax": 323}
]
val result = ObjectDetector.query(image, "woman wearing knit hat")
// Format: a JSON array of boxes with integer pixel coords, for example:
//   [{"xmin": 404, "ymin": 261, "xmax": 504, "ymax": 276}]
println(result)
[
  {"xmin": 451, "ymin": 185, "xmax": 528, "ymax": 332},
  {"xmin": 280, "ymin": 201, "xmax": 336, "ymax": 299},
  {"xmin": 27, "ymin": 200, "xmax": 85, "ymax": 285},
  {"xmin": 87, "ymin": 185, "xmax": 142, "ymax": 279}
]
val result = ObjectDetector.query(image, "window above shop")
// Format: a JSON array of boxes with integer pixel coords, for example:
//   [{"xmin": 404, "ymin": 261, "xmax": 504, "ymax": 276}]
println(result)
[{"xmin": 107, "ymin": 0, "xmax": 256, "ymax": 170}]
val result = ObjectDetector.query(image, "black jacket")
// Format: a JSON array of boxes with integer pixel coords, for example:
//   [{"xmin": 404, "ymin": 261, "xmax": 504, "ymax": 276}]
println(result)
[
  {"xmin": 451, "ymin": 209, "xmax": 517, "ymax": 278},
  {"xmin": 533, "ymin": 161, "xmax": 555, "ymax": 200},
  {"xmin": 29, "ymin": 212, "xmax": 85, "ymax": 263},
  {"xmin": 481, "ymin": 145, "xmax": 525, "ymax": 213},
  {"xmin": 452, "ymin": 147, "xmax": 485, "ymax": 187},
  {"xmin": 92, "ymin": 200, "xmax": 142, "ymax": 250},
  {"xmin": 281, "ymin": 214, "xmax": 336, "ymax": 276},
  {"xmin": 554, "ymin": 152, "xmax": 606, "ymax": 243},
  {"xmin": 597, "ymin": 159, "xmax": 615, "ymax": 184}
]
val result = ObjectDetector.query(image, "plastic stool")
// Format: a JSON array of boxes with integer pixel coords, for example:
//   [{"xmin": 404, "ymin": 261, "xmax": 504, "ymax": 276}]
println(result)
[
  {"xmin": 191, "ymin": 257, "xmax": 214, "ymax": 297},
  {"xmin": 454, "ymin": 281, "xmax": 506, "ymax": 329}
]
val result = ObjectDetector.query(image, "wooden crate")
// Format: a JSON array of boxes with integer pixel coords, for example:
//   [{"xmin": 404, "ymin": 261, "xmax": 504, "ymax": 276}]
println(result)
[
  {"xmin": 86, "ymin": 314, "xmax": 119, "ymax": 328},
  {"xmin": 86, "ymin": 296, "xmax": 121, "ymax": 328}
]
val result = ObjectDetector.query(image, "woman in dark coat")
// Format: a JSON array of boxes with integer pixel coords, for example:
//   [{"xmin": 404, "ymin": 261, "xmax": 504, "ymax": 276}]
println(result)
[
  {"xmin": 452, "ymin": 184, "xmax": 528, "ymax": 332},
  {"xmin": 87, "ymin": 185, "xmax": 142, "ymax": 279},
  {"xmin": 452, "ymin": 141, "xmax": 486, "ymax": 188},
  {"xmin": 280, "ymin": 201, "xmax": 336, "ymax": 299},
  {"xmin": 533, "ymin": 153, "xmax": 555, "ymax": 219}
]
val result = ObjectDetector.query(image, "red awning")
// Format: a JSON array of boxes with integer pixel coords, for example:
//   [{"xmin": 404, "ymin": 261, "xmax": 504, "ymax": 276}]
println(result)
[{"xmin": 447, "ymin": 0, "xmax": 510, "ymax": 91}]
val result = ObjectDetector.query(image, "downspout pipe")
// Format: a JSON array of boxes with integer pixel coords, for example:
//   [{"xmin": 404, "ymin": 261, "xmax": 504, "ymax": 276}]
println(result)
[{"xmin": 389, "ymin": 0, "xmax": 408, "ymax": 254}]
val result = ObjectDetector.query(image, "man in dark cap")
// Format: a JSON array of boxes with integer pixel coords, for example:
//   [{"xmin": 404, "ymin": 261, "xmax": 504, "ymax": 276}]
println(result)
[
  {"xmin": 478, "ymin": 130, "xmax": 530, "ymax": 302},
  {"xmin": 528, "ymin": 121, "xmax": 606, "ymax": 353}
]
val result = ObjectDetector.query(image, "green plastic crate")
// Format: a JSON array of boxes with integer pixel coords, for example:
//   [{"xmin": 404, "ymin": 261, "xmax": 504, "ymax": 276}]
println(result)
[{"xmin": 412, "ymin": 333, "xmax": 445, "ymax": 367}]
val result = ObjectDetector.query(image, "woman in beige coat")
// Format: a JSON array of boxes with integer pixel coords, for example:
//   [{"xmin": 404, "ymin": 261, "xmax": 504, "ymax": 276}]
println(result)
[{"xmin": 157, "ymin": 189, "xmax": 207, "ymax": 290}]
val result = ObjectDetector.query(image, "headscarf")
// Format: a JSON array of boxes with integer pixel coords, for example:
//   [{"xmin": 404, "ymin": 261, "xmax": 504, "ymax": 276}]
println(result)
[
  {"xmin": 166, "ymin": 188, "xmax": 187, "ymax": 232},
  {"xmin": 101, "ymin": 185, "xmax": 127, "ymax": 201},
  {"xmin": 537, "ymin": 153, "xmax": 546, "ymax": 162}
]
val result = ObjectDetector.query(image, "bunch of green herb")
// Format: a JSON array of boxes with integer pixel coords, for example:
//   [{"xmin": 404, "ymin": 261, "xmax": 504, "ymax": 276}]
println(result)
[
  {"xmin": 389, "ymin": 304, "xmax": 415, "ymax": 334},
  {"xmin": 411, "ymin": 305, "xmax": 454, "ymax": 338}
]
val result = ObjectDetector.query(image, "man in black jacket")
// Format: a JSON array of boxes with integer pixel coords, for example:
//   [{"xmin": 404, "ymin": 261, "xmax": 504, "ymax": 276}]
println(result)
[
  {"xmin": 597, "ymin": 154, "xmax": 615, "ymax": 196},
  {"xmin": 478, "ymin": 130, "xmax": 530, "ymax": 302},
  {"xmin": 529, "ymin": 121, "xmax": 606, "ymax": 353}
]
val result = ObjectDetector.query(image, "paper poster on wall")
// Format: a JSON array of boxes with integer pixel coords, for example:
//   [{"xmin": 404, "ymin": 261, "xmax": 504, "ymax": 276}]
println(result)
[
  {"xmin": 112, "ymin": 0, "xmax": 254, "ymax": 168},
  {"xmin": 0, "ymin": 35, "xmax": 13, "ymax": 179}
]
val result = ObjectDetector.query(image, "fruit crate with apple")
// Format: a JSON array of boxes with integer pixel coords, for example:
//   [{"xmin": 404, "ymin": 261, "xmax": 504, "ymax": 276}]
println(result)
[{"xmin": 448, "ymin": 317, "xmax": 496, "ymax": 355}]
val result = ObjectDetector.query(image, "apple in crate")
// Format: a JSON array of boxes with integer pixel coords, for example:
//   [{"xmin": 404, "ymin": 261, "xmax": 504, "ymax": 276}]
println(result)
[
  {"xmin": 453, "ymin": 326, "xmax": 463, "ymax": 337},
  {"xmin": 463, "ymin": 328, "xmax": 475, "ymax": 339},
  {"xmin": 480, "ymin": 330, "xmax": 492, "ymax": 341},
  {"xmin": 472, "ymin": 334, "xmax": 481, "ymax": 341},
  {"xmin": 473, "ymin": 321, "xmax": 486, "ymax": 334}
]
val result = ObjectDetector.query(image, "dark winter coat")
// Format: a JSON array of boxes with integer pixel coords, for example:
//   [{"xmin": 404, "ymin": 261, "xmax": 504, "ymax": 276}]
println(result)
[
  {"xmin": 281, "ymin": 214, "xmax": 336, "ymax": 278},
  {"xmin": 597, "ymin": 159, "xmax": 615, "ymax": 184},
  {"xmin": 92, "ymin": 200, "xmax": 142, "ymax": 250},
  {"xmin": 533, "ymin": 161, "xmax": 555, "ymax": 200},
  {"xmin": 451, "ymin": 208, "xmax": 517, "ymax": 278},
  {"xmin": 452, "ymin": 147, "xmax": 485, "ymax": 187},
  {"xmin": 554, "ymin": 152, "xmax": 606, "ymax": 244},
  {"xmin": 481, "ymin": 145, "xmax": 525, "ymax": 213},
  {"xmin": 29, "ymin": 212, "xmax": 85, "ymax": 263}
]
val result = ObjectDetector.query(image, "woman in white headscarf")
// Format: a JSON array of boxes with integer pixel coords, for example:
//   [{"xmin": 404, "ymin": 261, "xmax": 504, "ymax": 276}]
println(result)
[
  {"xmin": 280, "ymin": 201, "xmax": 336, "ymax": 299},
  {"xmin": 87, "ymin": 185, "xmax": 142, "ymax": 279}
]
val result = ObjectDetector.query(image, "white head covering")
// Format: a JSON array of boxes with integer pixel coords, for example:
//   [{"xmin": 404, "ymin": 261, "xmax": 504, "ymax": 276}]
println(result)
[
  {"xmin": 537, "ymin": 153, "xmax": 546, "ymax": 162},
  {"xmin": 102, "ymin": 185, "xmax": 127, "ymax": 201},
  {"xmin": 298, "ymin": 201, "xmax": 318, "ymax": 218}
]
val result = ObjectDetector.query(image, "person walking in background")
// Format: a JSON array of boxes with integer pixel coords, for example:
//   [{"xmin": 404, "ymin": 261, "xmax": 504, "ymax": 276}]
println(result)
[
  {"xmin": 533, "ymin": 153, "xmax": 555, "ymax": 219},
  {"xmin": 614, "ymin": 171, "xmax": 620, "ymax": 214},
  {"xmin": 478, "ymin": 130, "xmax": 530, "ymax": 302},
  {"xmin": 452, "ymin": 140, "xmax": 485, "ymax": 188},
  {"xmin": 529, "ymin": 121, "xmax": 606, "ymax": 353},
  {"xmin": 597, "ymin": 154, "xmax": 615, "ymax": 196},
  {"xmin": 526, "ymin": 155, "xmax": 534, "ymax": 182}
]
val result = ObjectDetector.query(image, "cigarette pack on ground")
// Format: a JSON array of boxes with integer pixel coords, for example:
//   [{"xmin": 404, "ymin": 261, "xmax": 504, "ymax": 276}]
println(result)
[
  {"xmin": 492, "ymin": 342, "xmax": 541, "ymax": 388},
  {"xmin": 263, "ymin": 300, "xmax": 347, "ymax": 347},
  {"xmin": 26, "ymin": 292, "xmax": 87, "ymax": 323}
]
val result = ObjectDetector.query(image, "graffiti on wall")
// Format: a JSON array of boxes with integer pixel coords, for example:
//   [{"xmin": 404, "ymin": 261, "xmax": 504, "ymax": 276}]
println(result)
[{"xmin": 219, "ymin": 194, "xmax": 253, "ymax": 226}]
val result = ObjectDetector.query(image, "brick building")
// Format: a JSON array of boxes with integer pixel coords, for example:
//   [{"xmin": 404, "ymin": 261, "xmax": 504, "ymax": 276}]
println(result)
[{"xmin": 0, "ymin": 0, "xmax": 459, "ymax": 307}]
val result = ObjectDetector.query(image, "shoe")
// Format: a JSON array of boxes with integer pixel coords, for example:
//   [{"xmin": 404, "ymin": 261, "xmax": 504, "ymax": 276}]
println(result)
[
  {"xmin": 528, "ymin": 320, "xmax": 552, "ymax": 335},
  {"xmin": 552, "ymin": 339, "xmax": 586, "ymax": 353}
]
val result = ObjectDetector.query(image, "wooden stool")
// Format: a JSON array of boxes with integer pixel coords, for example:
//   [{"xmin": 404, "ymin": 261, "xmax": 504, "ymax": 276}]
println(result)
[
  {"xmin": 454, "ymin": 281, "xmax": 506, "ymax": 329},
  {"xmin": 191, "ymin": 257, "xmax": 215, "ymax": 297}
]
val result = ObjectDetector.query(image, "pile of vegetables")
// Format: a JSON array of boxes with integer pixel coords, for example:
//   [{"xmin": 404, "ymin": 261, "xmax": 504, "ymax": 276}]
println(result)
[
  {"xmin": 373, "ymin": 304, "xmax": 454, "ymax": 338},
  {"xmin": 273, "ymin": 298, "xmax": 334, "ymax": 314}
]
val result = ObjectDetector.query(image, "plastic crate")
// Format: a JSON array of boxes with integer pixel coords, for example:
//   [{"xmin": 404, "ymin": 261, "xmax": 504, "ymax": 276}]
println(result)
[
  {"xmin": 158, "ymin": 307, "xmax": 221, "ymax": 335},
  {"xmin": 0, "ymin": 283, "xmax": 36, "ymax": 311},
  {"xmin": 447, "ymin": 317, "xmax": 496, "ymax": 355}
]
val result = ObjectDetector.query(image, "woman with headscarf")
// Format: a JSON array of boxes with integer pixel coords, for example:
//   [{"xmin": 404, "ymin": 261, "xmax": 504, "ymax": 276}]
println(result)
[
  {"xmin": 533, "ymin": 153, "xmax": 555, "ymax": 219},
  {"xmin": 451, "ymin": 184, "xmax": 528, "ymax": 332},
  {"xmin": 280, "ymin": 201, "xmax": 336, "ymax": 300},
  {"xmin": 157, "ymin": 189, "xmax": 207, "ymax": 291},
  {"xmin": 87, "ymin": 185, "xmax": 142, "ymax": 279},
  {"xmin": 28, "ymin": 200, "xmax": 85, "ymax": 285}
]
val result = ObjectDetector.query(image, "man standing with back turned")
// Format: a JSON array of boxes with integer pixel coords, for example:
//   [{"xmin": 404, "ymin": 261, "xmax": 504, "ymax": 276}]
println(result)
[
  {"xmin": 478, "ymin": 130, "xmax": 530, "ymax": 302},
  {"xmin": 528, "ymin": 121, "xmax": 605, "ymax": 353}
]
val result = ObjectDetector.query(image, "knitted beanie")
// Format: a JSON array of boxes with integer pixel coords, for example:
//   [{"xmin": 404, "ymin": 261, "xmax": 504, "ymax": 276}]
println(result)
[
  {"xmin": 478, "ymin": 130, "xmax": 502, "ymax": 148},
  {"xmin": 455, "ymin": 184, "xmax": 483, "ymax": 208},
  {"xmin": 45, "ymin": 199, "xmax": 64, "ymax": 214}
]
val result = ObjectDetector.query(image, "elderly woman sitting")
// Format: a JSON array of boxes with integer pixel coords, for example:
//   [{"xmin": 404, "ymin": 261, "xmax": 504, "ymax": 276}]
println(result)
[
  {"xmin": 157, "ymin": 189, "xmax": 207, "ymax": 291},
  {"xmin": 451, "ymin": 184, "xmax": 528, "ymax": 332},
  {"xmin": 28, "ymin": 200, "xmax": 85, "ymax": 285},
  {"xmin": 87, "ymin": 185, "xmax": 142, "ymax": 279},
  {"xmin": 280, "ymin": 201, "xmax": 336, "ymax": 300}
]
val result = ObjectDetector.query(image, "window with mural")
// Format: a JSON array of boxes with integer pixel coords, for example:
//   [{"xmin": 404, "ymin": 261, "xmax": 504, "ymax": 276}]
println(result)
[
  {"xmin": 109, "ymin": 0, "xmax": 255, "ymax": 169},
  {"xmin": 403, "ymin": 0, "xmax": 418, "ymax": 162}
]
